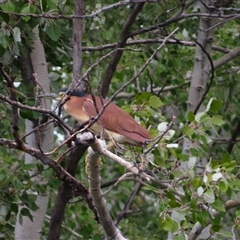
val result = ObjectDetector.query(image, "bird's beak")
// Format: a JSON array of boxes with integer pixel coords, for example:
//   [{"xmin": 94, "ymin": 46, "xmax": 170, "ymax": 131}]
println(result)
[{"xmin": 38, "ymin": 93, "xmax": 58, "ymax": 100}]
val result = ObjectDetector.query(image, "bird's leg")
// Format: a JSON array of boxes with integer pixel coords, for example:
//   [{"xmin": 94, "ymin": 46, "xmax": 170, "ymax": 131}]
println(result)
[
  {"xmin": 106, "ymin": 141, "xmax": 116, "ymax": 151},
  {"xmin": 106, "ymin": 137, "xmax": 126, "ymax": 152}
]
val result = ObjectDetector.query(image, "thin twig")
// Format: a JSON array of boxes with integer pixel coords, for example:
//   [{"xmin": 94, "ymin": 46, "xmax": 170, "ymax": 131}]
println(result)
[
  {"xmin": 0, "ymin": 93, "xmax": 72, "ymax": 132},
  {"xmin": 81, "ymin": 39, "xmax": 230, "ymax": 54},
  {"xmin": 144, "ymin": 121, "xmax": 175, "ymax": 154},
  {"xmin": 114, "ymin": 181, "xmax": 142, "ymax": 225},
  {"xmin": 129, "ymin": 13, "xmax": 240, "ymax": 38},
  {"xmin": 0, "ymin": 0, "xmax": 156, "ymax": 20}
]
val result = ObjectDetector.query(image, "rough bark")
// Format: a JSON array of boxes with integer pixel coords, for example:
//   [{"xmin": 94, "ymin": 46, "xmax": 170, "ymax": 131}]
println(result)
[
  {"xmin": 182, "ymin": 0, "xmax": 216, "ymax": 169},
  {"xmin": 14, "ymin": 26, "xmax": 54, "ymax": 240},
  {"xmin": 169, "ymin": 1, "xmax": 216, "ymax": 239},
  {"xmin": 47, "ymin": 145, "xmax": 87, "ymax": 240},
  {"xmin": 73, "ymin": 0, "xmax": 84, "ymax": 90},
  {"xmin": 47, "ymin": 1, "xmax": 86, "ymax": 239}
]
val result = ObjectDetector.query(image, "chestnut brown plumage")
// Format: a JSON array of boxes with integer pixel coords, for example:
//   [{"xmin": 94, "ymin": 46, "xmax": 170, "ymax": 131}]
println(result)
[{"xmin": 40, "ymin": 89, "xmax": 151, "ymax": 147}]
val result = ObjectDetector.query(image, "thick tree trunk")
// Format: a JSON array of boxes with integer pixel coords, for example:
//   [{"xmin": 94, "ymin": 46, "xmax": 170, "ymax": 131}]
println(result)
[
  {"xmin": 182, "ymin": 0, "xmax": 216, "ymax": 169},
  {"xmin": 14, "ymin": 26, "xmax": 53, "ymax": 240},
  {"xmin": 47, "ymin": 1, "xmax": 86, "ymax": 239},
  {"xmin": 168, "ymin": 1, "xmax": 216, "ymax": 239}
]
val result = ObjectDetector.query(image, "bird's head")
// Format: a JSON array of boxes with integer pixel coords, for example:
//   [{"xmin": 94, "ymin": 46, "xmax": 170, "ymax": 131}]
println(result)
[{"xmin": 39, "ymin": 88, "xmax": 87, "ymax": 102}]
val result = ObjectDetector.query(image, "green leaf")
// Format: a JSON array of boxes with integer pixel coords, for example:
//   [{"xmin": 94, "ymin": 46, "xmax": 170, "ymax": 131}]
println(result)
[
  {"xmin": 142, "ymin": 185, "xmax": 158, "ymax": 192},
  {"xmin": 34, "ymin": 184, "xmax": 47, "ymax": 194},
  {"xmin": 190, "ymin": 198, "xmax": 197, "ymax": 209},
  {"xmin": 154, "ymin": 155, "xmax": 166, "ymax": 167},
  {"xmin": 192, "ymin": 178, "xmax": 201, "ymax": 188},
  {"xmin": 20, "ymin": 109, "xmax": 35, "ymax": 121},
  {"xmin": 229, "ymin": 179, "xmax": 240, "ymax": 191},
  {"xmin": 46, "ymin": 0, "xmax": 59, "ymax": 9},
  {"xmin": 199, "ymin": 113, "xmax": 210, "ymax": 123},
  {"xmin": 182, "ymin": 125, "xmax": 194, "ymax": 137},
  {"xmin": 0, "ymin": 1, "xmax": 15, "ymax": 12},
  {"xmin": 1, "ymin": 35, "xmax": 9, "ymax": 48},
  {"xmin": 2, "ymin": 51, "xmax": 11, "ymax": 64},
  {"xmin": 169, "ymin": 148, "xmax": 177, "ymax": 158},
  {"xmin": 149, "ymin": 95, "xmax": 163, "ymax": 109},
  {"xmin": 135, "ymin": 92, "xmax": 152, "ymax": 102},
  {"xmin": 179, "ymin": 153, "xmax": 189, "ymax": 161},
  {"xmin": 172, "ymin": 236, "xmax": 185, "ymax": 240},
  {"xmin": 169, "ymin": 198, "xmax": 181, "ymax": 208},
  {"xmin": 203, "ymin": 188, "xmax": 215, "ymax": 203},
  {"xmin": 211, "ymin": 224, "xmax": 221, "ymax": 232},
  {"xmin": 209, "ymin": 100, "xmax": 223, "ymax": 113},
  {"xmin": 190, "ymin": 148, "xmax": 198, "ymax": 157},
  {"xmin": 46, "ymin": 24, "xmax": 62, "ymax": 41},
  {"xmin": 13, "ymin": 179, "xmax": 23, "ymax": 191},
  {"xmin": 197, "ymin": 210, "xmax": 209, "ymax": 225},
  {"xmin": 0, "ymin": 11, "xmax": 10, "ymax": 23},
  {"xmin": 20, "ymin": 208, "xmax": 33, "ymax": 222},
  {"xmin": 21, "ymin": 5, "xmax": 35, "ymax": 22},
  {"xmin": 212, "ymin": 199, "xmax": 226, "ymax": 212},
  {"xmin": 172, "ymin": 210, "xmax": 185, "ymax": 222},
  {"xmin": 215, "ymin": 229, "xmax": 233, "ymax": 238},
  {"xmin": 10, "ymin": 203, "xmax": 18, "ymax": 214},
  {"xmin": 172, "ymin": 169, "xmax": 184, "ymax": 178},
  {"xmin": 219, "ymin": 180, "xmax": 228, "ymax": 193},
  {"xmin": 26, "ymin": 201, "xmax": 39, "ymax": 211},
  {"xmin": 162, "ymin": 217, "xmax": 178, "ymax": 232},
  {"xmin": 13, "ymin": 27, "xmax": 21, "ymax": 42},
  {"xmin": 210, "ymin": 115, "xmax": 225, "ymax": 126},
  {"xmin": 49, "ymin": 72, "xmax": 60, "ymax": 81},
  {"xmin": 5, "ymin": 209, "xmax": 11, "ymax": 221},
  {"xmin": 221, "ymin": 152, "xmax": 230, "ymax": 163},
  {"xmin": 222, "ymin": 160, "xmax": 236, "ymax": 171},
  {"xmin": 102, "ymin": 29, "xmax": 112, "ymax": 40},
  {"xmin": 187, "ymin": 111, "xmax": 195, "ymax": 122}
]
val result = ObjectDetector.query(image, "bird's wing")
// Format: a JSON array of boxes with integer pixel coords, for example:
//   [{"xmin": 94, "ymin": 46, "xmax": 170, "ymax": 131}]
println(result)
[{"xmin": 82, "ymin": 96, "xmax": 150, "ymax": 143}]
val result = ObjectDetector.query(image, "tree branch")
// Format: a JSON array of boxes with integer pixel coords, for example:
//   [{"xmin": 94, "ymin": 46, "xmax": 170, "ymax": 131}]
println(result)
[
  {"xmin": 0, "ymin": 93, "xmax": 72, "ymax": 133},
  {"xmin": 213, "ymin": 46, "xmax": 240, "ymax": 70},
  {"xmin": 81, "ymin": 39, "xmax": 230, "ymax": 53},
  {"xmin": 0, "ymin": 137, "xmax": 99, "ymax": 223},
  {"xmin": 84, "ymin": 133, "xmax": 128, "ymax": 239},
  {"xmin": 101, "ymin": 2, "xmax": 145, "ymax": 98},
  {"xmin": 47, "ymin": 145, "xmax": 88, "ymax": 240},
  {"xmin": 114, "ymin": 82, "xmax": 190, "ymax": 98},
  {"xmin": 114, "ymin": 181, "xmax": 142, "ymax": 225},
  {"xmin": 73, "ymin": 0, "xmax": 84, "ymax": 89}
]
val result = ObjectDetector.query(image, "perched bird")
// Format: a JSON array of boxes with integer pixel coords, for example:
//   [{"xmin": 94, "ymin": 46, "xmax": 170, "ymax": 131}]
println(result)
[{"xmin": 40, "ymin": 88, "xmax": 151, "ymax": 147}]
